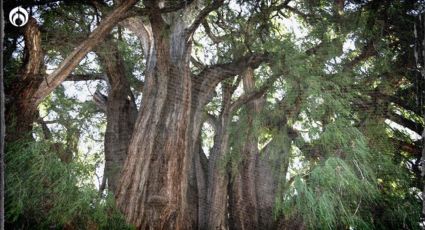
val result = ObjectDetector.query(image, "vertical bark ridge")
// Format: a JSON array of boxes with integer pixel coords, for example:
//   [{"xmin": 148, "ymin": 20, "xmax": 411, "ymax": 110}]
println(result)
[
  {"xmin": 205, "ymin": 81, "xmax": 239, "ymax": 230},
  {"xmin": 229, "ymin": 68, "xmax": 260, "ymax": 230},
  {"xmin": 96, "ymin": 38, "xmax": 137, "ymax": 194},
  {"xmin": 116, "ymin": 12, "xmax": 195, "ymax": 227},
  {"xmin": 5, "ymin": 18, "xmax": 43, "ymax": 141},
  {"xmin": 228, "ymin": 68, "xmax": 281, "ymax": 229}
]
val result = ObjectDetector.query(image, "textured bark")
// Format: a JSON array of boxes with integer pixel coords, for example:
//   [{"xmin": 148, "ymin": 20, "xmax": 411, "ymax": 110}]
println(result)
[
  {"xmin": 32, "ymin": 0, "xmax": 139, "ymax": 105},
  {"xmin": 228, "ymin": 69, "xmax": 260, "ymax": 230},
  {"xmin": 206, "ymin": 121, "xmax": 230, "ymax": 230},
  {"xmin": 96, "ymin": 39, "xmax": 137, "ymax": 194},
  {"xmin": 190, "ymin": 134, "xmax": 208, "ymax": 230},
  {"xmin": 255, "ymin": 149, "xmax": 279, "ymax": 229},
  {"xmin": 205, "ymin": 82, "xmax": 237, "ymax": 230},
  {"xmin": 229, "ymin": 68, "xmax": 278, "ymax": 230},
  {"xmin": 5, "ymin": 18, "xmax": 43, "ymax": 141},
  {"xmin": 116, "ymin": 8, "xmax": 197, "ymax": 227},
  {"xmin": 5, "ymin": 0, "xmax": 138, "ymax": 142},
  {"xmin": 116, "ymin": 2, "xmax": 269, "ymax": 228}
]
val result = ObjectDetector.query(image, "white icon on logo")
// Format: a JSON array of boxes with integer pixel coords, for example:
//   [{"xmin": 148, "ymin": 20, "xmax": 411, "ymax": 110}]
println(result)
[{"xmin": 9, "ymin": 6, "xmax": 29, "ymax": 27}]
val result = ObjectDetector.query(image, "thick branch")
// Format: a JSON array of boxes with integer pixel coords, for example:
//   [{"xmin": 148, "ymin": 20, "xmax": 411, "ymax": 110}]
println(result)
[
  {"xmin": 280, "ymin": 4, "xmax": 309, "ymax": 19},
  {"xmin": 126, "ymin": 1, "xmax": 196, "ymax": 18},
  {"xmin": 192, "ymin": 53, "xmax": 270, "ymax": 112},
  {"xmin": 197, "ymin": 53, "xmax": 270, "ymax": 91},
  {"xmin": 33, "ymin": 0, "xmax": 139, "ymax": 105},
  {"xmin": 186, "ymin": 0, "xmax": 224, "ymax": 39},
  {"xmin": 204, "ymin": 112, "xmax": 218, "ymax": 132},
  {"xmin": 120, "ymin": 17, "xmax": 152, "ymax": 57}
]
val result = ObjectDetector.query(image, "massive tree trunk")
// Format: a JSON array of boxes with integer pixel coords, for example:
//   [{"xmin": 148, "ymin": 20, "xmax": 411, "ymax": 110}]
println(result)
[
  {"xmin": 96, "ymin": 39, "xmax": 138, "ymax": 194},
  {"xmin": 116, "ymin": 9, "xmax": 197, "ymax": 228},
  {"xmin": 115, "ymin": 1, "xmax": 270, "ymax": 228}
]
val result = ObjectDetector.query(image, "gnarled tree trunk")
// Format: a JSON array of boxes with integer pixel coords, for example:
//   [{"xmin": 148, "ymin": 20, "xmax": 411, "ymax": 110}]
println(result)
[
  {"xmin": 116, "ymin": 2, "xmax": 268, "ymax": 228},
  {"xmin": 116, "ymin": 10, "xmax": 197, "ymax": 228}
]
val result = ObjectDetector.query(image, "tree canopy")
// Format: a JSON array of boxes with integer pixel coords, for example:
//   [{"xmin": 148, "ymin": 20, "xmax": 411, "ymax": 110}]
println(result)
[{"xmin": 2, "ymin": 0, "xmax": 425, "ymax": 229}]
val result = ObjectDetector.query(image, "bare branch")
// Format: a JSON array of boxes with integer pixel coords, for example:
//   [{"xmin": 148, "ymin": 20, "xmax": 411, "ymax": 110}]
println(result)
[
  {"xmin": 388, "ymin": 112, "xmax": 423, "ymax": 135},
  {"xmin": 120, "ymin": 17, "xmax": 153, "ymax": 58}
]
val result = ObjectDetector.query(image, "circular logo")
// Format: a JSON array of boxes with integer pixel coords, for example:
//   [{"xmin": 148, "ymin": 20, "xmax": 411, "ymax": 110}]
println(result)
[{"xmin": 9, "ymin": 6, "xmax": 29, "ymax": 27}]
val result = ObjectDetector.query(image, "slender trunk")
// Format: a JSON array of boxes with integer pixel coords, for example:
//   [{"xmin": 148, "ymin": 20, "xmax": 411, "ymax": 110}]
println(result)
[
  {"xmin": 206, "ymin": 102, "xmax": 232, "ymax": 229},
  {"xmin": 229, "ymin": 69, "xmax": 260, "ymax": 230},
  {"xmin": 229, "ymin": 68, "xmax": 279, "ymax": 229},
  {"xmin": 204, "ymin": 79, "xmax": 248, "ymax": 229},
  {"xmin": 190, "ymin": 135, "xmax": 208, "ymax": 229},
  {"xmin": 96, "ymin": 39, "xmax": 137, "ymax": 194}
]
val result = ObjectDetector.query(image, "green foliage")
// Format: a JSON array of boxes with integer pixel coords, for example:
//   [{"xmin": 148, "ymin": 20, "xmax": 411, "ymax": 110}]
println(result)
[
  {"xmin": 5, "ymin": 140, "xmax": 133, "ymax": 229},
  {"xmin": 276, "ymin": 123, "xmax": 378, "ymax": 229}
]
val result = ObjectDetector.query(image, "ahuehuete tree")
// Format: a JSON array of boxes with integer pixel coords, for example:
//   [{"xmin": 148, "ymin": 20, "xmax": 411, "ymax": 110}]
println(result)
[{"xmin": 3, "ymin": 0, "xmax": 424, "ymax": 229}]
